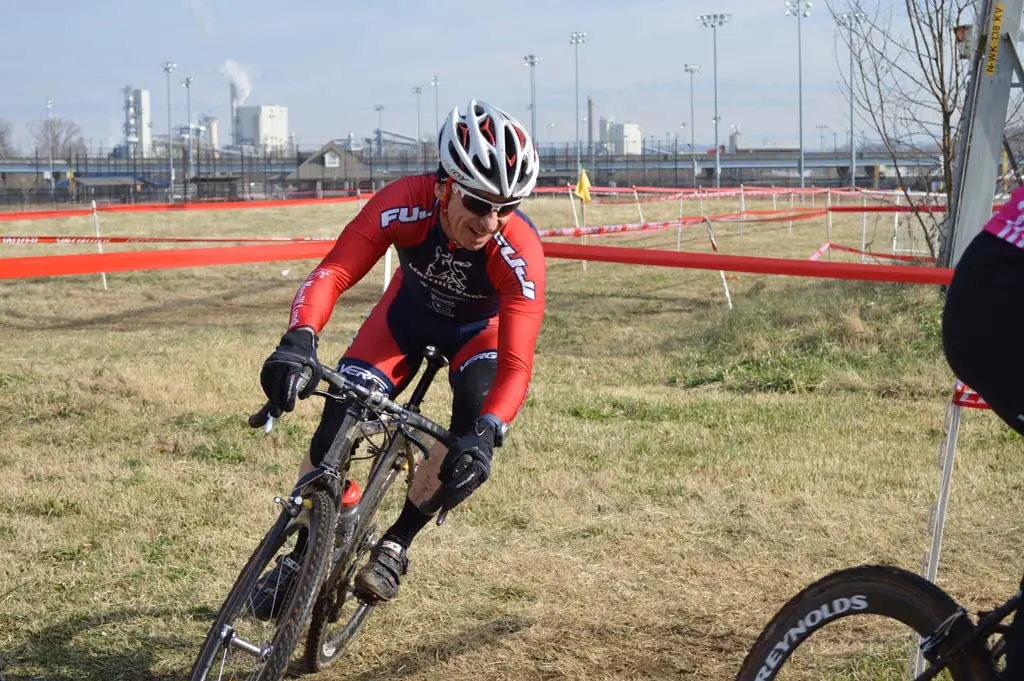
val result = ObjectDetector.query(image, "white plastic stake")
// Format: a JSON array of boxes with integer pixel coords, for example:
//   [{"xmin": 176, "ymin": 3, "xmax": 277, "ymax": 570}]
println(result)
[
  {"xmin": 633, "ymin": 187, "xmax": 645, "ymax": 223},
  {"xmin": 825, "ymin": 190, "xmax": 833, "ymax": 262},
  {"xmin": 677, "ymin": 196, "xmax": 684, "ymax": 250},
  {"xmin": 704, "ymin": 218, "xmax": 732, "ymax": 310},
  {"xmin": 90, "ymin": 201, "xmax": 108, "ymax": 291},
  {"xmin": 567, "ymin": 185, "xmax": 585, "ymax": 271},
  {"xmin": 892, "ymin": 193, "xmax": 901, "ymax": 255},
  {"xmin": 860, "ymin": 194, "xmax": 868, "ymax": 264}
]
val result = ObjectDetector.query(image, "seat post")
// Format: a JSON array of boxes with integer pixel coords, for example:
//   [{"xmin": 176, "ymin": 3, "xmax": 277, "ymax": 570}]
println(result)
[{"xmin": 405, "ymin": 346, "xmax": 449, "ymax": 411}]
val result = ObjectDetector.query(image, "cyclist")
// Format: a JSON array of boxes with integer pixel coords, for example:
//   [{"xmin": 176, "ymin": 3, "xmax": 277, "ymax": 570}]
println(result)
[
  {"xmin": 942, "ymin": 182, "xmax": 1024, "ymax": 680},
  {"xmin": 249, "ymin": 100, "xmax": 545, "ymax": 618}
]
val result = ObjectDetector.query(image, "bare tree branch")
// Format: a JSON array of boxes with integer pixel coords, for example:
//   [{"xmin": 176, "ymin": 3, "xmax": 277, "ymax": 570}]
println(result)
[
  {"xmin": 0, "ymin": 120, "xmax": 16, "ymax": 159},
  {"xmin": 828, "ymin": 0, "xmax": 972, "ymax": 258},
  {"xmin": 27, "ymin": 117, "xmax": 86, "ymax": 160}
]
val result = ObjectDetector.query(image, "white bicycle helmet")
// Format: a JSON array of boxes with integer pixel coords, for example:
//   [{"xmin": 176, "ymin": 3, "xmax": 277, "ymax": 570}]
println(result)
[{"xmin": 438, "ymin": 100, "xmax": 539, "ymax": 199}]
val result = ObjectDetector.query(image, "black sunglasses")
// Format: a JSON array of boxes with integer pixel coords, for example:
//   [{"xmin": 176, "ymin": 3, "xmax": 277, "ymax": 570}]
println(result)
[{"xmin": 453, "ymin": 185, "xmax": 521, "ymax": 217}]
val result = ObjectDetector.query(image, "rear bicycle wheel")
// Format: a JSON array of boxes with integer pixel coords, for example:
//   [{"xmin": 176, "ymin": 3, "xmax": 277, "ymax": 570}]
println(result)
[
  {"xmin": 735, "ymin": 565, "xmax": 996, "ymax": 681},
  {"xmin": 190, "ymin": 490, "xmax": 337, "ymax": 681}
]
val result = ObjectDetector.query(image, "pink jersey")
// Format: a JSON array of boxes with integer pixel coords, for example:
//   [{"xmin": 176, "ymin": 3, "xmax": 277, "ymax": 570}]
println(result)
[{"xmin": 983, "ymin": 184, "xmax": 1024, "ymax": 247}]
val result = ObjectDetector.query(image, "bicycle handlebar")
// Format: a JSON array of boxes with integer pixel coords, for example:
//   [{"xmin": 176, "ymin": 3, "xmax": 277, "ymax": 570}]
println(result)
[{"xmin": 249, "ymin": 364, "xmax": 455, "ymax": 448}]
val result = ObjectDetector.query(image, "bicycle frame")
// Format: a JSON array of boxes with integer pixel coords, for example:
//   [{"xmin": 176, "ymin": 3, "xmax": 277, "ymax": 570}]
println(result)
[{"xmin": 919, "ymin": 589, "xmax": 1022, "ymax": 679}]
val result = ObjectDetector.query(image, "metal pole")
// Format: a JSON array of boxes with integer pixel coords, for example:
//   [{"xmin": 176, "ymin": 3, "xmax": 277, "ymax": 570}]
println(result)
[
  {"xmin": 713, "ymin": 26, "xmax": 720, "ymax": 187},
  {"xmin": 162, "ymin": 60, "xmax": 177, "ymax": 203},
  {"xmin": 413, "ymin": 86, "xmax": 423, "ymax": 172},
  {"xmin": 46, "ymin": 99, "xmax": 54, "ymax": 200},
  {"xmin": 570, "ymin": 32, "xmax": 586, "ymax": 177},
  {"xmin": 850, "ymin": 20, "xmax": 856, "ymax": 187},
  {"xmin": 786, "ymin": 2, "xmax": 810, "ymax": 189},
  {"xmin": 685, "ymin": 64, "xmax": 700, "ymax": 188},
  {"xmin": 798, "ymin": 11, "xmax": 804, "ymax": 187},
  {"xmin": 841, "ymin": 12, "xmax": 864, "ymax": 189},
  {"xmin": 430, "ymin": 76, "xmax": 439, "ymax": 137},
  {"xmin": 698, "ymin": 15, "xmax": 730, "ymax": 189},
  {"xmin": 374, "ymin": 105, "xmax": 384, "ymax": 158},
  {"xmin": 524, "ymin": 55, "xmax": 539, "ymax": 143},
  {"xmin": 182, "ymin": 76, "xmax": 193, "ymax": 201}
]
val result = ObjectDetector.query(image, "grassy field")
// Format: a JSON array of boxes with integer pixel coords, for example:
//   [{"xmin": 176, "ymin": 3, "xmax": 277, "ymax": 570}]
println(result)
[{"xmin": 0, "ymin": 194, "xmax": 1017, "ymax": 680}]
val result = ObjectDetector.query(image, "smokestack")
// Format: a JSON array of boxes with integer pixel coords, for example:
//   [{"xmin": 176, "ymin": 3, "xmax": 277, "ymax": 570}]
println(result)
[
  {"xmin": 221, "ymin": 59, "xmax": 251, "ymax": 147},
  {"xmin": 587, "ymin": 96, "xmax": 595, "ymax": 161},
  {"xmin": 230, "ymin": 82, "xmax": 238, "ymax": 145}
]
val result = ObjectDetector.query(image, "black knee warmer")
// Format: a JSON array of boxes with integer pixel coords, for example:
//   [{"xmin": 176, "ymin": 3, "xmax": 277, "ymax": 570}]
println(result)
[{"xmin": 449, "ymin": 357, "xmax": 497, "ymax": 436}]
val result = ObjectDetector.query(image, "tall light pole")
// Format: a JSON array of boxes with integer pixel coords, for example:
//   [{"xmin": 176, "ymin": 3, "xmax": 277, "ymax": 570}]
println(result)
[
  {"xmin": 785, "ymin": 1, "xmax": 811, "ymax": 188},
  {"xmin": 45, "ymin": 99, "xmax": 54, "ymax": 198},
  {"xmin": 839, "ymin": 10, "xmax": 865, "ymax": 187},
  {"xmin": 430, "ymin": 76, "xmax": 439, "ymax": 137},
  {"xmin": 524, "ymin": 54, "xmax": 539, "ymax": 144},
  {"xmin": 816, "ymin": 123, "xmax": 828, "ymax": 151},
  {"xmin": 374, "ymin": 104, "xmax": 384, "ymax": 157},
  {"xmin": 181, "ymin": 76, "xmax": 194, "ymax": 199},
  {"xmin": 697, "ymin": 14, "xmax": 729, "ymax": 188},
  {"xmin": 570, "ymin": 32, "xmax": 586, "ymax": 177},
  {"xmin": 413, "ymin": 86, "xmax": 423, "ymax": 171},
  {"xmin": 684, "ymin": 63, "xmax": 700, "ymax": 188},
  {"xmin": 161, "ymin": 60, "xmax": 177, "ymax": 202}
]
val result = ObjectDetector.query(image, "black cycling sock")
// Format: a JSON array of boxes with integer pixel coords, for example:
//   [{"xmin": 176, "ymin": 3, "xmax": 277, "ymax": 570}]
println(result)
[{"xmin": 383, "ymin": 499, "xmax": 432, "ymax": 549}]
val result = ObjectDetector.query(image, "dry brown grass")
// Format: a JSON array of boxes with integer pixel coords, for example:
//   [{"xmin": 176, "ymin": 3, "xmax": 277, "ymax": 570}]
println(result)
[{"xmin": 0, "ymin": 194, "xmax": 1017, "ymax": 681}]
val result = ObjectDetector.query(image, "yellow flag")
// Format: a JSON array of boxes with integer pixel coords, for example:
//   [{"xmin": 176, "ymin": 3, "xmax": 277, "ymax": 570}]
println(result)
[
  {"xmin": 574, "ymin": 168, "xmax": 592, "ymax": 203},
  {"xmin": 67, "ymin": 168, "xmax": 75, "ymax": 193}
]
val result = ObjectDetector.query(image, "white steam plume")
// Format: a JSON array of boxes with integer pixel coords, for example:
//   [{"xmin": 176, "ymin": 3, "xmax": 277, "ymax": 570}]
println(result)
[{"xmin": 221, "ymin": 59, "xmax": 252, "ymax": 105}]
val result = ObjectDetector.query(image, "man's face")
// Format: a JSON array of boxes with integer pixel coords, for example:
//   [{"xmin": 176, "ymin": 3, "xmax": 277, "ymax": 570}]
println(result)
[{"xmin": 438, "ymin": 182, "xmax": 521, "ymax": 251}]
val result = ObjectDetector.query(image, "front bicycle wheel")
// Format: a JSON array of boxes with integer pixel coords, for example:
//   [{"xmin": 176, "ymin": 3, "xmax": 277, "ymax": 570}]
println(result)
[
  {"xmin": 190, "ymin": 490, "xmax": 337, "ymax": 681},
  {"xmin": 303, "ymin": 518, "xmax": 379, "ymax": 671},
  {"xmin": 303, "ymin": 448, "xmax": 408, "ymax": 671},
  {"xmin": 735, "ymin": 565, "xmax": 996, "ymax": 681}
]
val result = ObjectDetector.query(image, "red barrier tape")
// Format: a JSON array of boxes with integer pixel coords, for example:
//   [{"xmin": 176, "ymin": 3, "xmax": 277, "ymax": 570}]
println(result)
[
  {"xmin": 828, "ymin": 242, "xmax": 935, "ymax": 263},
  {"xmin": 0, "ymin": 208, "xmax": 827, "ymax": 247},
  {"xmin": 0, "ymin": 194, "xmax": 367, "ymax": 222},
  {"xmin": 0, "ymin": 208, "xmax": 93, "ymax": 221},
  {"xmin": 0, "ymin": 242, "xmax": 333, "ymax": 278},
  {"xmin": 2, "ymin": 235, "xmax": 335, "ymax": 245},
  {"xmin": 543, "ymin": 243, "xmax": 953, "ymax": 285},
  {"xmin": 0, "ymin": 240, "xmax": 954, "ymax": 285}
]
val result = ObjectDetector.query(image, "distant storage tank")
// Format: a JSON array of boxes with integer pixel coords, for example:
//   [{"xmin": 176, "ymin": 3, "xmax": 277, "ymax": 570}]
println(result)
[
  {"xmin": 123, "ymin": 86, "xmax": 139, "ymax": 158},
  {"xmin": 134, "ymin": 88, "xmax": 152, "ymax": 158},
  {"xmin": 206, "ymin": 116, "xmax": 219, "ymax": 149}
]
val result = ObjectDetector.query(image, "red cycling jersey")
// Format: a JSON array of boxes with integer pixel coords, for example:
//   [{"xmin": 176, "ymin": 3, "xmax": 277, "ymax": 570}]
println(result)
[{"xmin": 287, "ymin": 174, "xmax": 546, "ymax": 425}]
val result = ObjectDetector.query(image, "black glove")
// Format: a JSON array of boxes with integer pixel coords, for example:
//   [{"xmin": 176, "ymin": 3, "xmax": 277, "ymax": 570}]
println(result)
[
  {"xmin": 439, "ymin": 418, "xmax": 498, "ymax": 510},
  {"xmin": 260, "ymin": 327, "xmax": 322, "ymax": 417}
]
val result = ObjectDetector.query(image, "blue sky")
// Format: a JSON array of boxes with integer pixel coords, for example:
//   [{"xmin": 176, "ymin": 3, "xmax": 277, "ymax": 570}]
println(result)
[{"xmin": 1, "ymin": 0, "xmax": 901, "ymax": 152}]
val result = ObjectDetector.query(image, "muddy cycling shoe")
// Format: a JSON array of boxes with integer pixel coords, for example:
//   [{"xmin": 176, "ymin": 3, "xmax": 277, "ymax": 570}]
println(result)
[
  {"xmin": 353, "ymin": 539, "xmax": 408, "ymax": 602},
  {"xmin": 247, "ymin": 552, "xmax": 302, "ymax": 621}
]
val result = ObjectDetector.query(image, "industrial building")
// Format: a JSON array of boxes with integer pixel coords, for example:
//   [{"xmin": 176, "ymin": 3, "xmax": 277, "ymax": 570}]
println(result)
[
  {"xmin": 233, "ymin": 105, "xmax": 289, "ymax": 152},
  {"xmin": 120, "ymin": 86, "xmax": 152, "ymax": 159},
  {"xmin": 597, "ymin": 117, "xmax": 643, "ymax": 155}
]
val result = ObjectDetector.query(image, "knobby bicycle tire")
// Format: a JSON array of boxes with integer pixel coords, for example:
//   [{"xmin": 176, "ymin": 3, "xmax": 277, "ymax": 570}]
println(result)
[
  {"xmin": 734, "ymin": 565, "xmax": 996, "ymax": 681},
  {"xmin": 190, "ymin": 490, "xmax": 337, "ymax": 681},
  {"xmin": 303, "ymin": 455, "xmax": 403, "ymax": 671}
]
